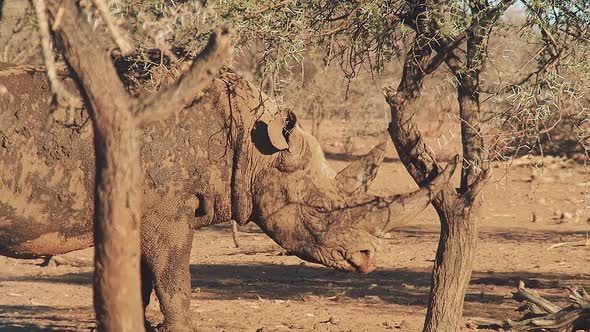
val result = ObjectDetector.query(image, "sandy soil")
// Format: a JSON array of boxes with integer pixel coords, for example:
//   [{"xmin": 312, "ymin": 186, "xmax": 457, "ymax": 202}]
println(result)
[{"xmin": 1, "ymin": 119, "xmax": 589, "ymax": 332}]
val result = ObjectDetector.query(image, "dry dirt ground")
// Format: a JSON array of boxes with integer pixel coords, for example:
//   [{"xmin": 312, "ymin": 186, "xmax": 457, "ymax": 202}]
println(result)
[{"xmin": 1, "ymin": 120, "xmax": 589, "ymax": 332}]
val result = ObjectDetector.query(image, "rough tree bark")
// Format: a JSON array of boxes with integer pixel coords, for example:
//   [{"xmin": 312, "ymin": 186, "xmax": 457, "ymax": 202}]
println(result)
[
  {"xmin": 384, "ymin": 1, "xmax": 512, "ymax": 331},
  {"xmin": 41, "ymin": 1, "xmax": 231, "ymax": 330}
]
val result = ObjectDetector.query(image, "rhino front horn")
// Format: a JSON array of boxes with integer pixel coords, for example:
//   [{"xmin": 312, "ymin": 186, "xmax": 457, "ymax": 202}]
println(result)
[{"xmin": 354, "ymin": 155, "xmax": 459, "ymax": 237}]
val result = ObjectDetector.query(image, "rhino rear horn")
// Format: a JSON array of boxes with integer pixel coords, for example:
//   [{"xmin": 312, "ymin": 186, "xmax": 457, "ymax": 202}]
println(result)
[{"xmin": 335, "ymin": 140, "xmax": 387, "ymax": 195}]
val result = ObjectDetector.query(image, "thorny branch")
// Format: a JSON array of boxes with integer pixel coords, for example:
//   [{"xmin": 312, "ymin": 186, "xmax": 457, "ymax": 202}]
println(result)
[{"xmin": 134, "ymin": 27, "xmax": 232, "ymax": 126}]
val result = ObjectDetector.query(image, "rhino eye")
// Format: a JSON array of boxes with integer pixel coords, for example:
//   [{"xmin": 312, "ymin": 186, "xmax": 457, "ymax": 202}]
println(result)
[
  {"xmin": 306, "ymin": 195, "xmax": 332, "ymax": 213},
  {"xmin": 314, "ymin": 205, "xmax": 330, "ymax": 213}
]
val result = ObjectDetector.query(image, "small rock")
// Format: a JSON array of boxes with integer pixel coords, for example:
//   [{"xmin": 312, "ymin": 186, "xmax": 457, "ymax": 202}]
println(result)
[
  {"xmin": 382, "ymin": 320, "xmax": 409, "ymax": 330},
  {"xmin": 553, "ymin": 210, "xmax": 575, "ymax": 223},
  {"xmin": 363, "ymin": 295, "xmax": 382, "ymax": 303}
]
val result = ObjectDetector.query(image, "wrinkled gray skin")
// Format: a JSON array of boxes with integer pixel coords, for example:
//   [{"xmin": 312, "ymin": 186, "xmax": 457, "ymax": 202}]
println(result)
[{"xmin": 0, "ymin": 64, "xmax": 457, "ymax": 331}]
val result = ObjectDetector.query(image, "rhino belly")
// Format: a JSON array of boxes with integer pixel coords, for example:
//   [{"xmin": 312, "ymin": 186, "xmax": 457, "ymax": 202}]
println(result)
[{"xmin": 0, "ymin": 216, "xmax": 94, "ymax": 258}]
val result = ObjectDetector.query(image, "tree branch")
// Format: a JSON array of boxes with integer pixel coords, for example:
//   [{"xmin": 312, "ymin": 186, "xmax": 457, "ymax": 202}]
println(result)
[
  {"xmin": 134, "ymin": 27, "xmax": 232, "ymax": 127},
  {"xmin": 47, "ymin": 0, "xmax": 132, "ymax": 126},
  {"xmin": 384, "ymin": 0, "xmax": 451, "ymax": 188},
  {"xmin": 92, "ymin": 0, "xmax": 134, "ymax": 56},
  {"xmin": 33, "ymin": 0, "xmax": 81, "ymax": 110}
]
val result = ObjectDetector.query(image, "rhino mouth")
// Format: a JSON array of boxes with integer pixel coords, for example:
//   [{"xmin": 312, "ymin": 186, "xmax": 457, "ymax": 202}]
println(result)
[
  {"xmin": 329, "ymin": 258, "xmax": 375, "ymax": 274},
  {"xmin": 313, "ymin": 246, "xmax": 377, "ymax": 274},
  {"xmin": 346, "ymin": 249, "xmax": 376, "ymax": 274},
  {"xmin": 336, "ymin": 248, "xmax": 375, "ymax": 274}
]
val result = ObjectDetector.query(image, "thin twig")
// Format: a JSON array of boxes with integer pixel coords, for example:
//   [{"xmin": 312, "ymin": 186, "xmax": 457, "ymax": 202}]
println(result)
[
  {"xmin": 134, "ymin": 27, "xmax": 232, "ymax": 126},
  {"xmin": 32, "ymin": 0, "xmax": 81, "ymax": 109},
  {"xmin": 244, "ymin": 0, "xmax": 292, "ymax": 18},
  {"xmin": 92, "ymin": 0, "xmax": 134, "ymax": 56}
]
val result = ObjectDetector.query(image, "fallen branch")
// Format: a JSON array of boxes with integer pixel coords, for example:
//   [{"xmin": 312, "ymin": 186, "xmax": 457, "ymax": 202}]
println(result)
[
  {"xmin": 472, "ymin": 281, "xmax": 590, "ymax": 331},
  {"xmin": 546, "ymin": 239, "xmax": 590, "ymax": 250}
]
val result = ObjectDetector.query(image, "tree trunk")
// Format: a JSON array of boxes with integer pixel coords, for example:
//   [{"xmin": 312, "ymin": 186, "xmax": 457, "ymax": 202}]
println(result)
[
  {"xmin": 424, "ymin": 7, "xmax": 490, "ymax": 330},
  {"xmin": 384, "ymin": 1, "xmax": 503, "ymax": 331},
  {"xmin": 92, "ymin": 116, "xmax": 144, "ymax": 331},
  {"xmin": 43, "ymin": 2, "xmax": 144, "ymax": 330},
  {"xmin": 43, "ymin": 1, "xmax": 230, "ymax": 330},
  {"xmin": 422, "ymin": 199, "xmax": 481, "ymax": 331}
]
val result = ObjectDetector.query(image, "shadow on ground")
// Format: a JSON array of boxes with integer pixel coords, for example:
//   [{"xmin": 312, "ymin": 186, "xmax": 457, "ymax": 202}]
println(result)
[
  {"xmin": 2, "ymin": 261, "xmax": 587, "ymax": 330},
  {"xmin": 0, "ymin": 306, "xmax": 93, "ymax": 331},
  {"xmin": 5, "ymin": 264, "xmax": 587, "ymax": 306}
]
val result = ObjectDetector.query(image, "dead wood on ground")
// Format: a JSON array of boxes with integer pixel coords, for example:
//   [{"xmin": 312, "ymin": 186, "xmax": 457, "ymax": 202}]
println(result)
[{"xmin": 472, "ymin": 281, "xmax": 590, "ymax": 331}]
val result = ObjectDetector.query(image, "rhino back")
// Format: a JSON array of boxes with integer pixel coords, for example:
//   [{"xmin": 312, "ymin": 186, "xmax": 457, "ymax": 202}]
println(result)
[{"xmin": 0, "ymin": 64, "xmax": 237, "ymax": 258}]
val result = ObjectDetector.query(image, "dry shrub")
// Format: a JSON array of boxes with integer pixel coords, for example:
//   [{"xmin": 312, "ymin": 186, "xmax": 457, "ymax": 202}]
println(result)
[{"xmin": 2, "ymin": 1, "xmax": 588, "ymax": 162}]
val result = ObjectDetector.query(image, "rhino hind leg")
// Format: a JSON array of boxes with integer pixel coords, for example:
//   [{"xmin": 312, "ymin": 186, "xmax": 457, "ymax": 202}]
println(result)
[{"xmin": 141, "ymin": 205, "xmax": 195, "ymax": 332}]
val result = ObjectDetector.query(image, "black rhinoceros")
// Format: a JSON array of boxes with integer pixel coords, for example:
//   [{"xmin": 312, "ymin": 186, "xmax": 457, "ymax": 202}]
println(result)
[{"xmin": 0, "ymin": 64, "xmax": 457, "ymax": 331}]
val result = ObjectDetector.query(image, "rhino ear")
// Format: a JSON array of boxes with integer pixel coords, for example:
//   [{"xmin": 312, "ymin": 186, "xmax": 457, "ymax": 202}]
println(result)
[
  {"xmin": 335, "ymin": 140, "xmax": 387, "ymax": 195},
  {"xmin": 258, "ymin": 110, "xmax": 297, "ymax": 151}
]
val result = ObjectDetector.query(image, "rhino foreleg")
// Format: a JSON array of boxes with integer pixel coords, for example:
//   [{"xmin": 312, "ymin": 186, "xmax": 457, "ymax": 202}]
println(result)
[{"xmin": 141, "ymin": 206, "xmax": 195, "ymax": 332}]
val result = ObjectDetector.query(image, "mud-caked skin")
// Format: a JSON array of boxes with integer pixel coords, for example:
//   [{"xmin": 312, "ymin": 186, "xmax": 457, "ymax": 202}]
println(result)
[{"xmin": 0, "ymin": 62, "xmax": 457, "ymax": 331}]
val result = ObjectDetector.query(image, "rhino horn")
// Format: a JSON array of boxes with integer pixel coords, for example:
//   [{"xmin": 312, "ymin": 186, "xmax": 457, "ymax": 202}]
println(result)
[
  {"xmin": 353, "ymin": 155, "xmax": 459, "ymax": 236},
  {"xmin": 334, "ymin": 140, "xmax": 387, "ymax": 195}
]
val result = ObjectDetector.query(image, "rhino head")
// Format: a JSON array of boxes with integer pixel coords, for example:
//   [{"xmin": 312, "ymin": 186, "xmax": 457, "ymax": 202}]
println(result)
[{"xmin": 248, "ymin": 111, "xmax": 457, "ymax": 274}]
